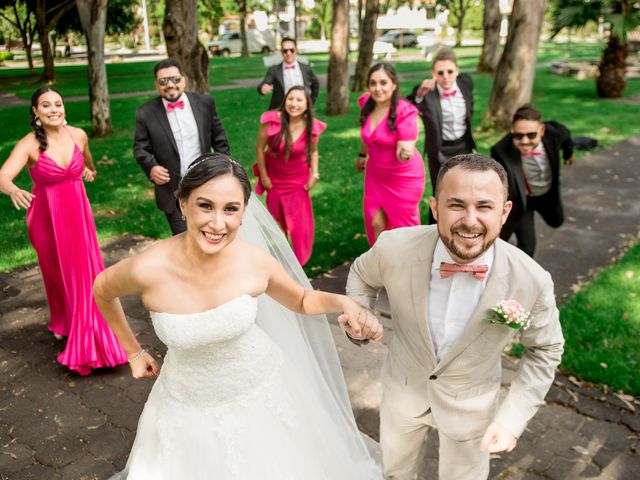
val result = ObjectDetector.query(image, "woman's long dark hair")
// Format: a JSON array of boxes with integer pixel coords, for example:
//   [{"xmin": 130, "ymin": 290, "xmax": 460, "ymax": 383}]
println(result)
[
  {"xmin": 359, "ymin": 62, "xmax": 399, "ymax": 132},
  {"xmin": 272, "ymin": 86, "xmax": 315, "ymax": 162},
  {"xmin": 30, "ymin": 87, "xmax": 62, "ymax": 152}
]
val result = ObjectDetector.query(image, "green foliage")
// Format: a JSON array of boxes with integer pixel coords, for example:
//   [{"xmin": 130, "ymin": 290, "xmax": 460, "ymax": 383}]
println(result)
[{"xmin": 0, "ymin": 50, "xmax": 14, "ymax": 63}]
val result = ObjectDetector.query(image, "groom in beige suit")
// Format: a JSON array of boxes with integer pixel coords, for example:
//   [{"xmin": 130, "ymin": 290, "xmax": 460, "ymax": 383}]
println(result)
[{"xmin": 347, "ymin": 154, "xmax": 564, "ymax": 479}]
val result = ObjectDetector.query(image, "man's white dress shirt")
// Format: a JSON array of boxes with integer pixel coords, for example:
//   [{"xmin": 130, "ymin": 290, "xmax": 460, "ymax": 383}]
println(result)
[
  {"xmin": 162, "ymin": 94, "xmax": 202, "ymax": 176},
  {"xmin": 521, "ymin": 142, "xmax": 552, "ymax": 196},
  {"xmin": 438, "ymin": 83, "xmax": 468, "ymax": 141},
  {"xmin": 282, "ymin": 61, "xmax": 304, "ymax": 96},
  {"xmin": 428, "ymin": 240, "xmax": 495, "ymax": 362}
]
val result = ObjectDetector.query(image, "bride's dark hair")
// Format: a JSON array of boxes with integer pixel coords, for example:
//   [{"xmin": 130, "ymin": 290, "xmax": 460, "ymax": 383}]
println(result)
[{"xmin": 177, "ymin": 153, "xmax": 251, "ymax": 205}]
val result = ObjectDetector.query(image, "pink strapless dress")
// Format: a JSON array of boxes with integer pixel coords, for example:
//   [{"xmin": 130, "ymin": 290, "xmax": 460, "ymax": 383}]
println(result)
[
  {"xmin": 253, "ymin": 111, "xmax": 327, "ymax": 266},
  {"xmin": 26, "ymin": 144, "xmax": 127, "ymax": 375},
  {"xmin": 358, "ymin": 93, "xmax": 426, "ymax": 246}
]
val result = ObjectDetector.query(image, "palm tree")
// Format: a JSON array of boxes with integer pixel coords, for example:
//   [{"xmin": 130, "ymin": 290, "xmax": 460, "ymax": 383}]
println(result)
[{"xmin": 551, "ymin": 0, "xmax": 640, "ymax": 98}]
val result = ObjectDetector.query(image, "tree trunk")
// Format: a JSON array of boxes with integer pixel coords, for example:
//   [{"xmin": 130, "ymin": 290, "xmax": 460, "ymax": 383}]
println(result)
[
  {"xmin": 326, "ymin": 0, "xmax": 349, "ymax": 115},
  {"xmin": 356, "ymin": 0, "xmax": 363, "ymax": 36},
  {"xmin": 596, "ymin": 34, "xmax": 627, "ymax": 98},
  {"xmin": 35, "ymin": 0, "xmax": 77, "ymax": 82},
  {"xmin": 239, "ymin": 0, "xmax": 248, "ymax": 57},
  {"xmin": 485, "ymin": 0, "xmax": 548, "ymax": 130},
  {"xmin": 477, "ymin": 0, "xmax": 501, "ymax": 74},
  {"xmin": 35, "ymin": 0, "xmax": 54, "ymax": 82},
  {"xmin": 163, "ymin": 0, "xmax": 209, "ymax": 93},
  {"xmin": 76, "ymin": 0, "xmax": 112, "ymax": 137},
  {"xmin": 352, "ymin": 0, "xmax": 378, "ymax": 92}
]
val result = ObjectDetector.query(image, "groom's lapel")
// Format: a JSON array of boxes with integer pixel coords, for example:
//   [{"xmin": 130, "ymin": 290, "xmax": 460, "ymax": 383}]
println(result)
[
  {"xmin": 410, "ymin": 230, "xmax": 438, "ymax": 362},
  {"xmin": 435, "ymin": 242, "xmax": 510, "ymax": 371}
]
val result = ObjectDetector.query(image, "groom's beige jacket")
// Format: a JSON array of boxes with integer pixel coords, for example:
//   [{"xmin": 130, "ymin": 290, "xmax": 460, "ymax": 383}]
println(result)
[{"xmin": 347, "ymin": 226, "xmax": 564, "ymax": 441}]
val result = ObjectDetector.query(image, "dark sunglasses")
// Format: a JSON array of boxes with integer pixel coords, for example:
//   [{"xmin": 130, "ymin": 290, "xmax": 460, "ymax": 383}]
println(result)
[
  {"xmin": 157, "ymin": 76, "xmax": 182, "ymax": 86},
  {"xmin": 512, "ymin": 131, "xmax": 538, "ymax": 140},
  {"xmin": 436, "ymin": 69, "xmax": 455, "ymax": 76},
  {"xmin": 282, "ymin": 48, "xmax": 296, "ymax": 54}
]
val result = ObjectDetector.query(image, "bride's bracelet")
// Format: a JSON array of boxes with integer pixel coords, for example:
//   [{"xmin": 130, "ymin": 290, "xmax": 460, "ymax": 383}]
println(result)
[{"xmin": 128, "ymin": 348, "xmax": 147, "ymax": 364}]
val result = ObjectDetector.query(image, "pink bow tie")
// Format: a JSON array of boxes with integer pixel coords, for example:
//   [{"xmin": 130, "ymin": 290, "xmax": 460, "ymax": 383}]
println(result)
[
  {"xmin": 166, "ymin": 100, "xmax": 184, "ymax": 112},
  {"xmin": 439, "ymin": 262, "xmax": 488, "ymax": 281},
  {"xmin": 441, "ymin": 89, "xmax": 457, "ymax": 98},
  {"xmin": 284, "ymin": 64, "xmax": 296, "ymax": 70},
  {"xmin": 522, "ymin": 150, "xmax": 543, "ymax": 157}
]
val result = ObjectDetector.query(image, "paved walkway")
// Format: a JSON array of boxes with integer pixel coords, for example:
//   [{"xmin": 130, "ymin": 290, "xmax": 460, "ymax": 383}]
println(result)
[{"xmin": 0, "ymin": 138, "xmax": 639, "ymax": 478}]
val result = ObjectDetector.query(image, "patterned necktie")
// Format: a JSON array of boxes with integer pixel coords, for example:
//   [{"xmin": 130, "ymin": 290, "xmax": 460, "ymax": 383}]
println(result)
[
  {"xmin": 284, "ymin": 64, "xmax": 296, "ymax": 70},
  {"xmin": 522, "ymin": 150, "xmax": 543, "ymax": 157},
  {"xmin": 439, "ymin": 262, "xmax": 488, "ymax": 281},
  {"xmin": 441, "ymin": 89, "xmax": 457, "ymax": 98},
  {"xmin": 166, "ymin": 100, "xmax": 184, "ymax": 112}
]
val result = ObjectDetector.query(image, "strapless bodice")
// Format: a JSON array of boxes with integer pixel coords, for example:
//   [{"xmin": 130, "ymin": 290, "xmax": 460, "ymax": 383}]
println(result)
[{"xmin": 150, "ymin": 295, "xmax": 283, "ymax": 407}]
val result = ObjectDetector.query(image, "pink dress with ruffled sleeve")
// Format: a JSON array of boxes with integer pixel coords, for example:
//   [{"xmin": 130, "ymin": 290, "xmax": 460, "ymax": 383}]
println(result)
[
  {"xmin": 358, "ymin": 93, "xmax": 426, "ymax": 245},
  {"xmin": 253, "ymin": 111, "xmax": 327, "ymax": 266}
]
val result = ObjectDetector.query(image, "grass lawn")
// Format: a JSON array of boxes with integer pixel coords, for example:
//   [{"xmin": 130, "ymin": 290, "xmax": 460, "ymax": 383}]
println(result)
[
  {"xmin": 559, "ymin": 244, "xmax": 640, "ymax": 396},
  {"xmin": 1, "ymin": 46, "xmax": 639, "ymax": 395}
]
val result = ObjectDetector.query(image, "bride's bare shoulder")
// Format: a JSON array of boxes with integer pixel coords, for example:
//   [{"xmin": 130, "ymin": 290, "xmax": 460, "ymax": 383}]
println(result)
[{"xmin": 126, "ymin": 237, "xmax": 180, "ymax": 282}]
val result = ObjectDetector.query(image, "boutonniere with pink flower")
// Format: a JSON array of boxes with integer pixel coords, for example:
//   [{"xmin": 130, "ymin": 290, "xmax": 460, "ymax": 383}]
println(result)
[{"xmin": 487, "ymin": 300, "xmax": 532, "ymax": 330}]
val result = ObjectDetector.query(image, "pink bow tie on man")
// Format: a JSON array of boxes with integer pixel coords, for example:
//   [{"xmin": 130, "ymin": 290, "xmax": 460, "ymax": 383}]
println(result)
[
  {"xmin": 439, "ymin": 262, "xmax": 489, "ymax": 281},
  {"xmin": 522, "ymin": 150, "xmax": 543, "ymax": 157},
  {"xmin": 441, "ymin": 89, "xmax": 457, "ymax": 98},
  {"xmin": 166, "ymin": 100, "xmax": 184, "ymax": 112},
  {"xmin": 285, "ymin": 64, "xmax": 296, "ymax": 70}
]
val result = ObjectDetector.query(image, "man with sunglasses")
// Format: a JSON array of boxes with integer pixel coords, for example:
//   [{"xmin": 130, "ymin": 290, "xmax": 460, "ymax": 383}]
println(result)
[
  {"xmin": 491, "ymin": 104, "xmax": 575, "ymax": 257},
  {"xmin": 134, "ymin": 59, "xmax": 230, "ymax": 234},
  {"xmin": 257, "ymin": 37, "xmax": 319, "ymax": 110},
  {"xmin": 408, "ymin": 49, "xmax": 476, "ymax": 223}
]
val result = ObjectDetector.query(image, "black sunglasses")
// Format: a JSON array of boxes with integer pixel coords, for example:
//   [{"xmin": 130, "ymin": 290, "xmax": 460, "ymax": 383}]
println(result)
[
  {"xmin": 436, "ymin": 69, "xmax": 455, "ymax": 76},
  {"xmin": 282, "ymin": 48, "xmax": 296, "ymax": 54},
  {"xmin": 157, "ymin": 76, "xmax": 182, "ymax": 86},
  {"xmin": 512, "ymin": 131, "xmax": 538, "ymax": 140}
]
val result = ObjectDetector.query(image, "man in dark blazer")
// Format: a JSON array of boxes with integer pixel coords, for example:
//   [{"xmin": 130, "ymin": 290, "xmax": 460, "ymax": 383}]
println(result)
[
  {"xmin": 257, "ymin": 37, "xmax": 319, "ymax": 110},
  {"xmin": 491, "ymin": 104, "xmax": 574, "ymax": 257},
  {"xmin": 134, "ymin": 59, "xmax": 230, "ymax": 234},
  {"xmin": 407, "ymin": 48, "xmax": 476, "ymax": 224}
]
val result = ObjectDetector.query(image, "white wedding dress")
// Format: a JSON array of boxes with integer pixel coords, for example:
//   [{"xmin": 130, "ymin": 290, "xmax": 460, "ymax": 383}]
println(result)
[{"xmin": 110, "ymin": 197, "xmax": 382, "ymax": 479}]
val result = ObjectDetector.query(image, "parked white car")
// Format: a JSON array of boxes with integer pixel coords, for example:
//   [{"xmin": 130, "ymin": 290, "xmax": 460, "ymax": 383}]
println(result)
[{"xmin": 207, "ymin": 29, "xmax": 275, "ymax": 57}]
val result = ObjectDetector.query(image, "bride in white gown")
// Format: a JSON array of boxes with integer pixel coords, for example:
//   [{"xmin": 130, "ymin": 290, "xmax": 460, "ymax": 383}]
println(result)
[{"xmin": 94, "ymin": 153, "xmax": 384, "ymax": 479}]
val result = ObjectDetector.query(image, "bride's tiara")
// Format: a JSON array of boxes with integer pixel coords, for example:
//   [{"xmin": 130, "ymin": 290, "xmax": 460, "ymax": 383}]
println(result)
[{"xmin": 185, "ymin": 154, "xmax": 242, "ymax": 176}]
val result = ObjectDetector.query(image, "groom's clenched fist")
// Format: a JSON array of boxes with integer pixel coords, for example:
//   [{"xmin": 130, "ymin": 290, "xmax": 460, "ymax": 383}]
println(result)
[
  {"xmin": 480, "ymin": 422, "xmax": 517, "ymax": 453},
  {"xmin": 338, "ymin": 307, "xmax": 383, "ymax": 344}
]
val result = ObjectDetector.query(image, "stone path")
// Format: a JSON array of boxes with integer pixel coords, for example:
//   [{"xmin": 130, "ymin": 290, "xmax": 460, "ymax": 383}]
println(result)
[{"xmin": 1, "ymin": 137, "xmax": 639, "ymax": 479}]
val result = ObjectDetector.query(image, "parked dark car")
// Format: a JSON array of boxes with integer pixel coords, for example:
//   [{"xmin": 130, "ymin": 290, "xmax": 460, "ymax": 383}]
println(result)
[{"xmin": 379, "ymin": 30, "xmax": 418, "ymax": 48}]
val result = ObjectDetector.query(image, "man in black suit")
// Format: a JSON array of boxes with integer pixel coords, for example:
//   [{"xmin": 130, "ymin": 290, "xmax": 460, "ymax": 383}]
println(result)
[
  {"xmin": 134, "ymin": 59, "xmax": 230, "ymax": 234},
  {"xmin": 491, "ymin": 104, "xmax": 575, "ymax": 257},
  {"xmin": 407, "ymin": 49, "xmax": 476, "ymax": 223},
  {"xmin": 257, "ymin": 37, "xmax": 319, "ymax": 110}
]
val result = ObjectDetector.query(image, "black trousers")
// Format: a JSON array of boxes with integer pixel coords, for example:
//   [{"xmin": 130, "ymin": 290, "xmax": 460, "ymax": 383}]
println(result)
[
  {"xmin": 165, "ymin": 208, "xmax": 187, "ymax": 235},
  {"xmin": 500, "ymin": 187, "xmax": 564, "ymax": 257}
]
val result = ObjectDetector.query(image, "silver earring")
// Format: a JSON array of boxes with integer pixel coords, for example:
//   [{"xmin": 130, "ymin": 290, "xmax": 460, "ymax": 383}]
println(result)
[
  {"xmin": 181, "ymin": 214, "xmax": 185, "ymax": 221},
  {"xmin": 35, "ymin": 117, "xmax": 41, "ymax": 127}
]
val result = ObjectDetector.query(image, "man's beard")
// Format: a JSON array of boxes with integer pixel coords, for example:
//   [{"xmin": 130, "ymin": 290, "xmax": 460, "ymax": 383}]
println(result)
[{"xmin": 439, "ymin": 224, "xmax": 496, "ymax": 262}]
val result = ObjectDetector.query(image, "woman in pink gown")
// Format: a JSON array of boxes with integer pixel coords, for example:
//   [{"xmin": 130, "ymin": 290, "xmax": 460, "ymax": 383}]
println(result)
[
  {"xmin": 356, "ymin": 63, "xmax": 425, "ymax": 246},
  {"xmin": 0, "ymin": 87, "xmax": 127, "ymax": 375},
  {"xmin": 254, "ymin": 86, "xmax": 326, "ymax": 265}
]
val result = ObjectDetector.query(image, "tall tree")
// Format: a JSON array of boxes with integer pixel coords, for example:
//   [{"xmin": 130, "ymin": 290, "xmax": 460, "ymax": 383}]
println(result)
[
  {"xmin": 438, "ymin": 0, "xmax": 476, "ymax": 47},
  {"xmin": 551, "ymin": 0, "xmax": 640, "ymax": 98},
  {"xmin": 76, "ymin": 0, "xmax": 112, "ymax": 136},
  {"xmin": 326, "ymin": 0, "xmax": 348, "ymax": 115},
  {"xmin": 0, "ymin": 0, "xmax": 37, "ymax": 72},
  {"xmin": 32, "ymin": 0, "xmax": 76, "ymax": 82},
  {"xmin": 485, "ymin": 0, "xmax": 548, "ymax": 129},
  {"xmin": 238, "ymin": 0, "xmax": 248, "ymax": 57},
  {"xmin": 476, "ymin": 0, "xmax": 501, "ymax": 74},
  {"xmin": 352, "ymin": 0, "xmax": 378, "ymax": 92},
  {"xmin": 164, "ymin": 0, "xmax": 209, "ymax": 93}
]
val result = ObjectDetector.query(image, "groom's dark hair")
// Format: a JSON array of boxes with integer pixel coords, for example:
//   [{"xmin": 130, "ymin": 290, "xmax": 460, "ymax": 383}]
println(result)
[{"xmin": 435, "ymin": 154, "xmax": 509, "ymax": 201}]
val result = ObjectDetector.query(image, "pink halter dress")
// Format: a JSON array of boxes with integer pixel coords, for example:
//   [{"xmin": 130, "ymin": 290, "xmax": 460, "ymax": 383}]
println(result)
[{"xmin": 27, "ymin": 136, "xmax": 127, "ymax": 375}]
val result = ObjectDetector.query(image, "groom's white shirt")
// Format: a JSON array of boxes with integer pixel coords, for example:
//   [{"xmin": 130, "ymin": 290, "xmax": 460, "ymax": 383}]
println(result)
[{"xmin": 429, "ymin": 241, "xmax": 494, "ymax": 361}]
